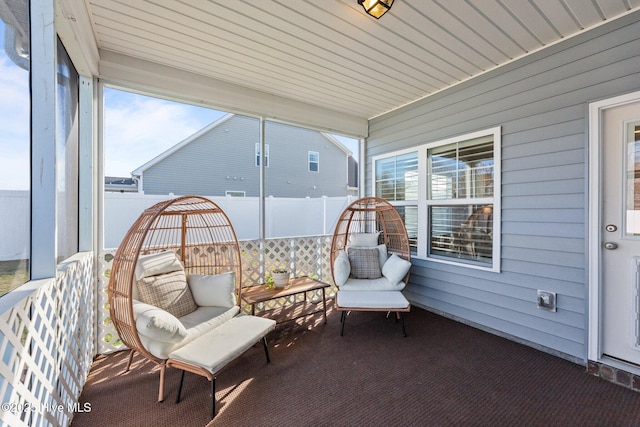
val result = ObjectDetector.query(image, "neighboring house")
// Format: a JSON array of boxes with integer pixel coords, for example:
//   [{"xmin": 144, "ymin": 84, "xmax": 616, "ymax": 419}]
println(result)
[
  {"xmin": 104, "ymin": 176, "xmax": 138, "ymax": 193},
  {"xmin": 131, "ymin": 114, "xmax": 358, "ymax": 198}
]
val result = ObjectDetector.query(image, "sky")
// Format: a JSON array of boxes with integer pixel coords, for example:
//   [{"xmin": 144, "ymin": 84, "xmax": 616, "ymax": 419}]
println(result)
[
  {"xmin": 0, "ymin": 31, "xmax": 31, "ymax": 191},
  {"xmin": 104, "ymin": 88, "xmax": 227, "ymax": 177}
]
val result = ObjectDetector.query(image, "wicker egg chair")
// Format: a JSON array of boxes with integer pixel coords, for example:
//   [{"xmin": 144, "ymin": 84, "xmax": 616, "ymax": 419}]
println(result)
[
  {"xmin": 108, "ymin": 195, "xmax": 241, "ymax": 398},
  {"xmin": 330, "ymin": 197, "xmax": 411, "ymax": 285}
]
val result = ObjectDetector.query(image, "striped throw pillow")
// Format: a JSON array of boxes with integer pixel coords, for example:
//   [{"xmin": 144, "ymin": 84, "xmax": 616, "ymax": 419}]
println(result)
[{"xmin": 137, "ymin": 270, "xmax": 198, "ymax": 318}]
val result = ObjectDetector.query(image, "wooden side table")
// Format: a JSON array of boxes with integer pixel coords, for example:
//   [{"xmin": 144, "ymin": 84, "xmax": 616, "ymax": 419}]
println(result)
[{"xmin": 241, "ymin": 276, "xmax": 330, "ymax": 323}]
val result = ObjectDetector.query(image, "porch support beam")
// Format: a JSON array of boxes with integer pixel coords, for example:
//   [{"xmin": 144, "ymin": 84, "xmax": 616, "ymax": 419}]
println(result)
[
  {"xmin": 30, "ymin": 0, "xmax": 57, "ymax": 279},
  {"xmin": 98, "ymin": 51, "xmax": 368, "ymax": 138}
]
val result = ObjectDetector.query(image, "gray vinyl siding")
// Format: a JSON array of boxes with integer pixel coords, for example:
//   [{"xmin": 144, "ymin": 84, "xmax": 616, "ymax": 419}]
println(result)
[
  {"xmin": 141, "ymin": 116, "xmax": 351, "ymax": 197},
  {"xmin": 263, "ymin": 121, "xmax": 349, "ymax": 198},
  {"xmin": 366, "ymin": 11, "xmax": 640, "ymax": 362},
  {"xmin": 142, "ymin": 115, "xmax": 260, "ymax": 196}
]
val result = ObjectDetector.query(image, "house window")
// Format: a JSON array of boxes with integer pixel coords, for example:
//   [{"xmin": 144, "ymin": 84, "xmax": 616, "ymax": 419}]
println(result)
[
  {"xmin": 56, "ymin": 38, "xmax": 80, "ymax": 263},
  {"xmin": 256, "ymin": 143, "xmax": 269, "ymax": 167},
  {"xmin": 374, "ymin": 127, "xmax": 501, "ymax": 271},
  {"xmin": 309, "ymin": 151, "xmax": 319, "ymax": 172},
  {"xmin": 225, "ymin": 191, "xmax": 246, "ymax": 197},
  {"xmin": 375, "ymin": 151, "xmax": 419, "ymax": 252}
]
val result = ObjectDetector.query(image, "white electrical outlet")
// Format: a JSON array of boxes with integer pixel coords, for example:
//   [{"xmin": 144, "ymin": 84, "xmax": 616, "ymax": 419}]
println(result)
[{"xmin": 537, "ymin": 290, "xmax": 557, "ymax": 312}]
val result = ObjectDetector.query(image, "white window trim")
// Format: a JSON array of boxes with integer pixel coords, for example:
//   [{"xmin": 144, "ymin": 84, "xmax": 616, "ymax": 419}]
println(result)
[
  {"xmin": 373, "ymin": 126, "xmax": 501, "ymax": 272},
  {"xmin": 308, "ymin": 150, "xmax": 319, "ymax": 172}
]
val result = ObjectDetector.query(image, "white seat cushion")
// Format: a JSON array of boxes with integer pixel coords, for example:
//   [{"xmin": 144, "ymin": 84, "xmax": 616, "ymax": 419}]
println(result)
[
  {"xmin": 181, "ymin": 306, "xmax": 240, "ymax": 344},
  {"xmin": 339, "ymin": 276, "xmax": 405, "ymax": 291},
  {"xmin": 137, "ymin": 306, "xmax": 240, "ymax": 360},
  {"xmin": 168, "ymin": 315, "xmax": 276, "ymax": 375},
  {"xmin": 336, "ymin": 290, "xmax": 409, "ymax": 310}
]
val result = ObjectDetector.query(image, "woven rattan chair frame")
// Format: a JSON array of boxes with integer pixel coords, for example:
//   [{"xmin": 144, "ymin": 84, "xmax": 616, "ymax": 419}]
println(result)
[
  {"xmin": 107, "ymin": 195, "xmax": 242, "ymax": 400},
  {"xmin": 330, "ymin": 197, "xmax": 411, "ymax": 285}
]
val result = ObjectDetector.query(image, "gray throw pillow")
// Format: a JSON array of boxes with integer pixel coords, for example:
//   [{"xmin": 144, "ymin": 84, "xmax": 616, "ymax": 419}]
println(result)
[{"xmin": 348, "ymin": 247, "xmax": 382, "ymax": 279}]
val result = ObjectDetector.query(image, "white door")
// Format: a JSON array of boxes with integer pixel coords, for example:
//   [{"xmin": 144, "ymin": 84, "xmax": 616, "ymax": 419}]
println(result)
[{"xmin": 601, "ymin": 100, "xmax": 640, "ymax": 366}]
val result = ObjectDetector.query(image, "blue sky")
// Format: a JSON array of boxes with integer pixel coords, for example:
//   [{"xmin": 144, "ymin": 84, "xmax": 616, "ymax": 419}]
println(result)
[
  {"xmin": 0, "ymin": 21, "xmax": 30, "ymax": 191},
  {"xmin": 104, "ymin": 88, "xmax": 227, "ymax": 177}
]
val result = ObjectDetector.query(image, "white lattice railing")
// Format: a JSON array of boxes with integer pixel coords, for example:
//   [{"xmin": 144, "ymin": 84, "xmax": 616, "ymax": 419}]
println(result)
[
  {"xmin": 0, "ymin": 252, "xmax": 94, "ymax": 427},
  {"xmin": 97, "ymin": 235, "xmax": 336, "ymax": 355}
]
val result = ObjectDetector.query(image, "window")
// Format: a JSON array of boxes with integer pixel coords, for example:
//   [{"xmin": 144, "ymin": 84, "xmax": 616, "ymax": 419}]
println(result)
[
  {"xmin": 0, "ymin": 0, "xmax": 30, "ymax": 295},
  {"xmin": 256, "ymin": 143, "xmax": 269, "ymax": 167},
  {"xmin": 309, "ymin": 151, "xmax": 319, "ymax": 172},
  {"xmin": 102, "ymin": 89, "xmax": 359, "ymax": 245},
  {"xmin": 375, "ymin": 152, "xmax": 419, "ymax": 252},
  {"xmin": 374, "ymin": 127, "xmax": 500, "ymax": 271},
  {"xmin": 56, "ymin": 38, "xmax": 79, "ymax": 262}
]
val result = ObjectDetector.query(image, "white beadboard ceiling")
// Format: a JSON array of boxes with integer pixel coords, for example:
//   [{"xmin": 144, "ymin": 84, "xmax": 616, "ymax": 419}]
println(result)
[{"xmin": 80, "ymin": 0, "xmax": 640, "ymax": 121}]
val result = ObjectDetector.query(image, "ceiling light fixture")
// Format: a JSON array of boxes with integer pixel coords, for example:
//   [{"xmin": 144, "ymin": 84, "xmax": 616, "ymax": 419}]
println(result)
[{"xmin": 358, "ymin": 0, "xmax": 394, "ymax": 19}]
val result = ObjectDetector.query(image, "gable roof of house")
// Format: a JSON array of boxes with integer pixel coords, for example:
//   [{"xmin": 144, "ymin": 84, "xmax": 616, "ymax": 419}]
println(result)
[
  {"xmin": 131, "ymin": 113, "xmax": 234, "ymax": 177},
  {"xmin": 131, "ymin": 113, "xmax": 354, "ymax": 177}
]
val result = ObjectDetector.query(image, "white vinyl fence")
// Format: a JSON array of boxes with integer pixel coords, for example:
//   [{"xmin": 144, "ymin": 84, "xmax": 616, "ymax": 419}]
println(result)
[
  {"xmin": 103, "ymin": 193, "xmax": 353, "ymax": 249},
  {"xmin": 0, "ymin": 191, "xmax": 353, "ymax": 259},
  {"xmin": 0, "ymin": 191, "xmax": 30, "ymax": 261}
]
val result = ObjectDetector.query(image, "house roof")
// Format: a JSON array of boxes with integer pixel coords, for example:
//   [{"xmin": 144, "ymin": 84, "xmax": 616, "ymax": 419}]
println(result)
[
  {"xmin": 131, "ymin": 113, "xmax": 234, "ymax": 176},
  {"xmin": 59, "ymin": 1, "xmax": 640, "ymax": 135},
  {"xmin": 131, "ymin": 114, "xmax": 354, "ymax": 176}
]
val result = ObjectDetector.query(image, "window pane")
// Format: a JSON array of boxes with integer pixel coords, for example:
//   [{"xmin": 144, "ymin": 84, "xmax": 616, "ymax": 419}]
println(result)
[
  {"xmin": 429, "ymin": 137, "xmax": 493, "ymax": 200},
  {"xmin": 394, "ymin": 205, "xmax": 418, "ymax": 253},
  {"xmin": 625, "ymin": 122, "xmax": 640, "ymax": 235},
  {"xmin": 0, "ymin": 0, "xmax": 30, "ymax": 295},
  {"xmin": 430, "ymin": 204, "xmax": 493, "ymax": 264},
  {"xmin": 56, "ymin": 38, "xmax": 79, "ymax": 262},
  {"xmin": 375, "ymin": 152, "xmax": 418, "ymax": 201},
  {"xmin": 309, "ymin": 151, "xmax": 319, "ymax": 172}
]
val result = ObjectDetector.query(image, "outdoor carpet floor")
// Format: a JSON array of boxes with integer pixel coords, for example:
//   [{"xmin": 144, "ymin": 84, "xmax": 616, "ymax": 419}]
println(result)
[{"xmin": 72, "ymin": 302, "xmax": 640, "ymax": 427}]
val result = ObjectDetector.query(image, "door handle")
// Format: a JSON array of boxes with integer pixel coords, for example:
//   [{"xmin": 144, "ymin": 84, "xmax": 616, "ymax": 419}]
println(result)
[{"xmin": 604, "ymin": 242, "xmax": 618, "ymax": 250}]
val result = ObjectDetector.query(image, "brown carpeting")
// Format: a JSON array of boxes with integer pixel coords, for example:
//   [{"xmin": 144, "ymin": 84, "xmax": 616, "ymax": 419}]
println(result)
[{"xmin": 72, "ymin": 303, "xmax": 640, "ymax": 427}]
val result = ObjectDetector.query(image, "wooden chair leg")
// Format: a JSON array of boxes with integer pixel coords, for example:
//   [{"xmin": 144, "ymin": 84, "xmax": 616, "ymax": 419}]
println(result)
[
  {"xmin": 158, "ymin": 363, "xmax": 166, "ymax": 402},
  {"xmin": 400, "ymin": 312, "xmax": 407, "ymax": 337}
]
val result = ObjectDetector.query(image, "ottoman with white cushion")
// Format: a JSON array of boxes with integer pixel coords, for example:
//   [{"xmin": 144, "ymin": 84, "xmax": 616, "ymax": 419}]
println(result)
[
  {"xmin": 166, "ymin": 314, "xmax": 276, "ymax": 419},
  {"xmin": 335, "ymin": 290, "xmax": 410, "ymax": 337}
]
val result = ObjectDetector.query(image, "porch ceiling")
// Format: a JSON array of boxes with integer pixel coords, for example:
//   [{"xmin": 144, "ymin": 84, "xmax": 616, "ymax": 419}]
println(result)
[{"xmin": 76, "ymin": 0, "xmax": 639, "ymax": 121}]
